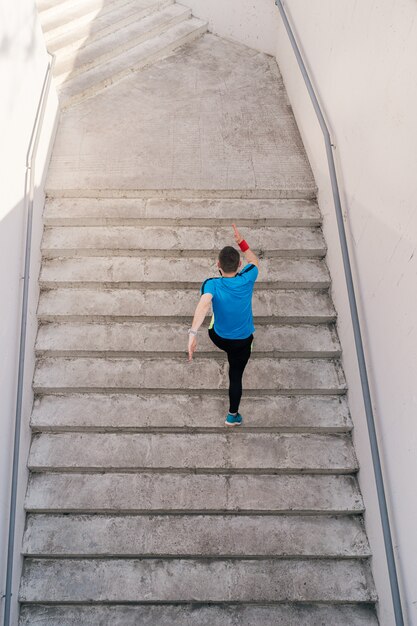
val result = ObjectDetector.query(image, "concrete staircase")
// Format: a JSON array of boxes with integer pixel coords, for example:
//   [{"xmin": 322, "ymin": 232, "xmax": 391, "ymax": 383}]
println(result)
[
  {"xmin": 36, "ymin": 0, "xmax": 207, "ymax": 107},
  {"xmin": 19, "ymin": 197, "xmax": 379, "ymax": 624}
]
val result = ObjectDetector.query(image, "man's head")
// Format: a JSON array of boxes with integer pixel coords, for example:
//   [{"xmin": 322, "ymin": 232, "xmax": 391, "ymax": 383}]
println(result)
[{"xmin": 218, "ymin": 246, "xmax": 241, "ymax": 275}]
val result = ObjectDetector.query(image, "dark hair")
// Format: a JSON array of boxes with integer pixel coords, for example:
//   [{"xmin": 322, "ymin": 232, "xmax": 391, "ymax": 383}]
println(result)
[{"xmin": 218, "ymin": 246, "xmax": 240, "ymax": 273}]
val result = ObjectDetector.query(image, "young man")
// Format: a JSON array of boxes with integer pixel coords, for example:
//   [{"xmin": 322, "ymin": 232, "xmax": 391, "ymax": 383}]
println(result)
[{"xmin": 188, "ymin": 224, "xmax": 259, "ymax": 426}]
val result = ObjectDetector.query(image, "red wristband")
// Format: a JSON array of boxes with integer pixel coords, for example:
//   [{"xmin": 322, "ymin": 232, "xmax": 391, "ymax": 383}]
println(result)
[{"xmin": 238, "ymin": 239, "xmax": 250, "ymax": 252}]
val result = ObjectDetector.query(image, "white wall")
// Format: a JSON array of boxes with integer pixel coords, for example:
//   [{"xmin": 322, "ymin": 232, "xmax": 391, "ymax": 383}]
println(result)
[
  {"xmin": 0, "ymin": 0, "xmax": 59, "ymax": 621},
  {"xmin": 273, "ymin": 1, "xmax": 417, "ymax": 624},
  {"xmin": 185, "ymin": 0, "xmax": 279, "ymax": 55}
]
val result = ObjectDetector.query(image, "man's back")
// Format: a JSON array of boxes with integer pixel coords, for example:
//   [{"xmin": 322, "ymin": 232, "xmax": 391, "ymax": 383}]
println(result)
[{"xmin": 201, "ymin": 263, "xmax": 258, "ymax": 339}]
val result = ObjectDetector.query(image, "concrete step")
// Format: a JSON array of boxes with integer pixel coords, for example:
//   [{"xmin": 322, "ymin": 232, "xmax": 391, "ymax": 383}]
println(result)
[
  {"xmin": 39, "ymin": 0, "xmax": 132, "ymax": 33},
  {"xmin": 54, "ymin": 4, "xmax": 192, "ymax": 83},
  {"xmin": 46, "ymin": 0, "xmax": 173, "ymax": 51},
  {"xmin": 60, "ymin": 18, "xmax": 208, "ymax": 108},
  {"xmin": 33, "ymin": 356, "xmax": 347, "ymax": 394},
  {"xmin": 28, "ymin": 432, "xmax": 357, "ymax": 473},
  {"xmin": 42, "ymin": 225, "xmax": 326, "ymax": 258},
  {"xmin": 19, "ymin": 557, "xmax": 376, "ymax": 603},
  {"xmin": 37, "ymin": 288, "xmax": 336, "ymax": 322},
  {"xmin": 43, "ymin": 197, "xmax": 322, "ymax": 226},
  {"xmin": 36, "ymin": 322, "xmax": 341, "ymax": 358},
  {"xmin": 23, "ymin": 513, "xmax": 370, "ymax": 557},
  {"xmin": 30, "ymin": 393, "xmax": 352, "ymax": 433},
  {"xmin": 25, "ymin": 472, "xmax": 364, "ymax": 513},
  {"xmin": 39, "ymin": 257, "xmax": 331, "ymax": 289},
  {"xmin": 18, "ymin": 603, "xmax": 380, "ymax": 626}
]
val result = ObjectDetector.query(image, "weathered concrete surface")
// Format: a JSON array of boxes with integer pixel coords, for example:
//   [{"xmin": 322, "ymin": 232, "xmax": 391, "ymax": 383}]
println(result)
[
  {"xmin": 39, "ymin": 256, "xmax": 331, "ymax": 288},
  {"xmin": 30, "ymin": 393, "xmax": 352, "ymax": 432},
  {"xmin": 25, "ymin": 472, "xmax": 364, "ymax": 513},
  {"xmin": 36, "ymin": 322, "xmax": 341, "ymax": 357},
  {"xmin": 54, "ymin": 4, "xmax": 192, "ymax": 81},
  {"xmin": 33, "ymin": 356, "xmax": 347, "ymax": 393},
  {"xmin": 46, "ymin": 34, "xmax": 315, "ymax": 193},
  {"xmin": 19, "ymin": 558, "xmax": 376, "ymax": 603},
  {"xmin": 60, "ymin": 18, "xmax": 208, "ymax": 107},
  {"xmin": 43, "ymin": 198, "xmax": 322, "ymax": 226},
  {"xmin": 28, "ymin": 432, "xmax": 357, "ymax": 472},
  {"xmin": 18, "ymin": 603, "xmax": 380, "ymax": 626},
  {"xmin": 42, "ymin": 225, "xmax": 326, "ymax": 257},
  {"xmin": 23, "ymin": 513, "xmax": 370, "ymax": 557},
  {"xmin": 37, "ymin": 287, "xmax": 336, "ymax": 322}
]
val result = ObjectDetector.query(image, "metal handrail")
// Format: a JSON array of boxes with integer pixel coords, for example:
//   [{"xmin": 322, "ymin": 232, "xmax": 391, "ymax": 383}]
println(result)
[
  {"xmin": 274, "ymin": 1, "xmax": 404, "ymax": 623},
  {"xmin": 3, "ymin": 52, "xmax": 55, "ymax": 626}
]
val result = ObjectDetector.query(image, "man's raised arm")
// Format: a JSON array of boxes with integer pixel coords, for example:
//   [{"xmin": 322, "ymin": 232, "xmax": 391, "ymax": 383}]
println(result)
[{"xmin": 232, "ymin": 224, "xmax": 259, "ymax": 267}]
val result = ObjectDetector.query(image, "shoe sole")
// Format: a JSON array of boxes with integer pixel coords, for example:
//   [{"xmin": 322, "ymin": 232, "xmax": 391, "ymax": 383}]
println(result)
[{"xmin": 224, "ymin": 420, "xmax": 243, "ymax": 427}]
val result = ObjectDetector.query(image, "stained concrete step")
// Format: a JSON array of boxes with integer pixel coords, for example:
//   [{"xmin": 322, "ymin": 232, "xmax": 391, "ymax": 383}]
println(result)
[
  {"xmin": 30, "ymin": 393, "xmax": 352, "ymax": 433},
  {"xmin": 42, "ymin": 225, "xmax": 326, "ymax": 258},
  {"xmin": 38, "ymin": 288, "xmax": 336, "ymax": 322},
  {"xmin": 19, "ymin": 557, "xmax": 376, "ymax": 603},
  {"xmin": 46, "ymin": 0, "xmax": 173, "ymax": 51},
  {"xmin": 54, "ymin": 4, "xmax": 192, "ymax": 83},
  {"xmin": 23, "ymin": 513, "xmax": 370, "ymax": 557},
  {"xmin": 18, "ymin": 603, "xmax": 380, "ymax": 626},
  {"xmin": 33, "ymin": 356, "xmax": 347, "ymax": 394},
  {"xmin": 39, "ymin": 0, "xmax": 132, "ymax": 33},
  {"xmin": 43, "ymin": 198, "xmax": 323, "ymax": 226},
  {"xmin": 28, "ymin": 432, "xmax": 357, "ymax": 473},
  {"xmin": 40, "ymin": 257, "xmax": 330, "ymax": 288},
  {"xmin": 25, "ymin": 472, "xmax": 364, "ymax": 513},
  {"xmin": 60, "ymin": 18, "xmax": 208, "ymax": 108},
  {"xmin": 36, "ymin": 322, "xmax": 341, "ymax": 358}
]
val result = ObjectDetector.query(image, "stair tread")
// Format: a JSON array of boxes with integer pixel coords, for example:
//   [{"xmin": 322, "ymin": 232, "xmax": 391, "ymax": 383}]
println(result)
[
  {"xmin": 33, "ymin": 356, "xmax": 347, "ymax": 394},
  {"xmin": 18, "ymin": 604, "xmax": 380, "ymax": 626},
  {"xmin": 28, "ymin": 432, "xmax": 357, "ymax": 472},
  {"xmin": 22, "ymin": 513, "xmax": 370, "ymax": 557},
  {"xmin": 42, "ymin": 225, "xmax": 326, "ymax": 257},
  {"xmin": 38, "ymin": 288, "xmax": 336, "ymax": 321},
  {"xmin": 40, "ymin": 257, "xmax": 331, "ymax": 288},
  {"xmin": 54, "ymin": 4, "xmax": 191, "ymax": 80},
  {"xmin": 25, "ymin": 472, "xmax": 364, "ymax": 513},
  {"xmin": 36, "ymin": 322, "xmax": 341, "ymax": 357},
  {"xmin": 30, "ymin": 393, "xmax": 352, "ymax": 432},
  {"xmin": 43, "ymin": 198, "xmax": 322, "ymax": 225},
  {"xmin": 47, "ymin": 0, "xmax": 173, "ymax": 51},
  {"xmin": 59, "ymin": 18, "xmax": 208, "ymax": 105},
  {"xmin": 40, "ymin": 0, "xmax": 133, "ymax": 32},
  {"xmin": 19, "ymin": 557, "xmax": 376, "ymax": 603}
]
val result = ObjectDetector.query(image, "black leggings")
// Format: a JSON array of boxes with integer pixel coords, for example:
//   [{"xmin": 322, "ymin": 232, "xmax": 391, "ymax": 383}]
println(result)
[{"xmin": 209, "ymin": 328, "xmax": 253, "ymax": 414}]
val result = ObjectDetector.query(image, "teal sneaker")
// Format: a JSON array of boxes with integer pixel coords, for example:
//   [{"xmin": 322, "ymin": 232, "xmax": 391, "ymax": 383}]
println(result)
[{"xmin": 225, "ymin": 413, "xmax": 243, "ymax": 426}]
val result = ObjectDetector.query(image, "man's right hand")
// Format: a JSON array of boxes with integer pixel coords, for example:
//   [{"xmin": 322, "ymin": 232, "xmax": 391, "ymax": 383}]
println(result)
[{"xmin": 232, "ymin": 223, "xmax": 243, "ymax": 244}]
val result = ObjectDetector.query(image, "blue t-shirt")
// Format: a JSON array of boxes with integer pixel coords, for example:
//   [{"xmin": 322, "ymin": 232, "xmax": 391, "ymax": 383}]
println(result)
[{"xmin": 200, "ymin": 263, "xmax": 258, "ymax": 339}]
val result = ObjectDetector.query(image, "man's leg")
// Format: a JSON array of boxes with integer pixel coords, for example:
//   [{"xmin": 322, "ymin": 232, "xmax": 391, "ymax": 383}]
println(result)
[
  {"xmin": 208, "ymin": 328, "xmax": 253, "ymax": 415},
  {"xmin": 227, "ymin": 338, "xmax": 253, "ymax": 414}
]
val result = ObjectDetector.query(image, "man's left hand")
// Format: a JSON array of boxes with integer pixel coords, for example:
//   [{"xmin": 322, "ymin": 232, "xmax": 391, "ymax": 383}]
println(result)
[{"xmin": 188, "ymin": 335, "xmax": 197, "ymax": 361}]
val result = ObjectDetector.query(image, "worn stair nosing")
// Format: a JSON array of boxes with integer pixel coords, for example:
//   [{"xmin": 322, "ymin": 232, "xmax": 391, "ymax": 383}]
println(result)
[
  {"xmin": 44, "ymin": 188, "xmax": 319, "ymax": 200},
  {"xmin": 30, "ymin": 423, "xmax": 353, "ymax": 435},
  {"xmin": 35, "ymin": 350, "xmax": 342, "ymax": 359}
]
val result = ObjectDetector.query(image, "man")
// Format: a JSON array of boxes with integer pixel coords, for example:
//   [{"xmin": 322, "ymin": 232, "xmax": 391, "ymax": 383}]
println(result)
[{"xmin": 188, "ymin": 224, "xmax": 259, "ymax": 426}]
